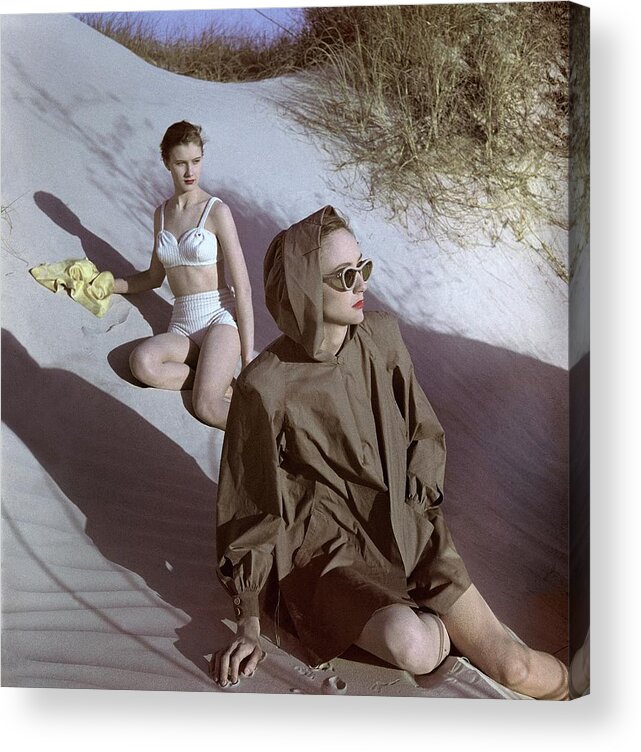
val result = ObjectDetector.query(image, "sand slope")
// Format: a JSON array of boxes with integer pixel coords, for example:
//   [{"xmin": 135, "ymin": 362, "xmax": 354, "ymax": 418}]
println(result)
[{"xmin": 1, "ymin": 14, "xmax": 568, "ymax": 696}]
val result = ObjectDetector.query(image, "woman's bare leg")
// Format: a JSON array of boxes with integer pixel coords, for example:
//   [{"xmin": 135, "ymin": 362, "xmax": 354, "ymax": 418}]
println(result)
[
  {"xmin": 192, "ymin": 323, "xmax": 240, "ymax": 429},
  {"xmin": 129, "ymin": 333, "xmax": 198, "ymax": 390},
  {"xmin": 355, "ymin": 604, "xmax": 450, "ymax": 674},
  {"xmin": 441, "ymin": 584, "xmax": 568, "ymax": 699}
]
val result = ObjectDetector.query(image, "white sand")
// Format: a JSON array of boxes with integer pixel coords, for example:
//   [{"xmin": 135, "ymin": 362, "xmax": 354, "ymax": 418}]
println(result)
[{"xmin": 1, "ymin": 14, "xmax": 569, "ymax": 696}]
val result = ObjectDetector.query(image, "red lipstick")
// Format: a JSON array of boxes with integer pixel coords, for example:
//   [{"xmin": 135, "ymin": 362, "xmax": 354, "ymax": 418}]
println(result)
[{"xmin": 352, "ymin": 300, "xmax": 364, "ymax": 310}]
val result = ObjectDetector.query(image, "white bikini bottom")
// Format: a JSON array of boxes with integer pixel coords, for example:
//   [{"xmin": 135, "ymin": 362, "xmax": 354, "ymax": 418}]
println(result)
[{"xmin": 168, "ymin": 288, "xmax": 237, "ymax": 348}]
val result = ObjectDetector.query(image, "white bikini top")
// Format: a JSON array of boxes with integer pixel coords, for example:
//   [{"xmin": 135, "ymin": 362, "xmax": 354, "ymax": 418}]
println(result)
[{"xmin": 156, "ymin": 196, "xmax": 221, "ymax": 269}]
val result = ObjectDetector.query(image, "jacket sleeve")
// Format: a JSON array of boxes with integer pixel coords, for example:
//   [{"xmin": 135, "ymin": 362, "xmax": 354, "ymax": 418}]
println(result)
[
  {"xmin": 383, "ymin": 315, "xmax": 447, "ymax": 507},
  {"xmin": 216, "ymin": 376, "xmax": 284, "ymax": 621}
]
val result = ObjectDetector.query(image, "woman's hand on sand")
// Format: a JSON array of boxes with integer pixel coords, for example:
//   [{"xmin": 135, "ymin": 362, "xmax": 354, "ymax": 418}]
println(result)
[
  {"xmin": 113, "ymin": 278, "xmax": 127, "ymax": 294},
  {"xmin": 211, "ymin": 616, "xmax": 264, "ymax": 687}
]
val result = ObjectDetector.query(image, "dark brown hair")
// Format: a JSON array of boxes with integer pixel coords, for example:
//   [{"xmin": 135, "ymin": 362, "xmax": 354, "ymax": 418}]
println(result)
[{"xmin": 160, "ymin": 121, "xmax": 204, "ymax": 164}]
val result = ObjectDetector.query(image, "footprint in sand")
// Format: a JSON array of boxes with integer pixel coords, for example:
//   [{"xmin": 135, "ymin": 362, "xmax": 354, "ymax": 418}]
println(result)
[
  {"xmin": 81, "ymin": 308, "xmax": 131, "ymax": 335},
  {"xmin": 294, "ymin": 665, "xmax": 317, "ymax": 680},
  {"xmin": 321, "ymin": 676, "xmax": 347, "ymax": 695},
  {"xmin": 371, "ymin": 679, "xmax": 401, "ymax": 694}
]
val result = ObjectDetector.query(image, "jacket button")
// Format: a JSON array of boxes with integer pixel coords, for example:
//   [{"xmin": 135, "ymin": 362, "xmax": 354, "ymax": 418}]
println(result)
[
  {"xmin": 233, "ymin": 597, "xmax": 241, "ymax": 605},
  {"xmin": 234, "ymin": 606, "xmax": 242, "ymax": 617}
]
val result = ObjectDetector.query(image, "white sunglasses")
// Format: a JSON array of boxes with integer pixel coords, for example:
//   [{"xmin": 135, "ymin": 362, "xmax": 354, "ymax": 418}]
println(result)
[{"xmin": 322, "ymin": 258, "xmax": 373, "ymax": 292}]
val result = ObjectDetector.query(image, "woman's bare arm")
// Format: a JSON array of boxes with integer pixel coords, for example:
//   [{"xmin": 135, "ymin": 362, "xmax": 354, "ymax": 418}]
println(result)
[
  {"xmin": 113, "ymin": 207, "xmax": 166, "ymax": 294},
  {"xmin": 212, "ymin": 201, "xmax": 254, "ymax": 368}
]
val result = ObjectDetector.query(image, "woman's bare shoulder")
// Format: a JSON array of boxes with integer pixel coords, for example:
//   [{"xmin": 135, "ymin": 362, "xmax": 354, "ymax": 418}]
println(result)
[
  {"xmin": 207, "ymin": 198, "xmax": 235, "ymax": 234},
  {"xmin": 209, "ymin": 196, "xmax": 229, "ymax": 216}
]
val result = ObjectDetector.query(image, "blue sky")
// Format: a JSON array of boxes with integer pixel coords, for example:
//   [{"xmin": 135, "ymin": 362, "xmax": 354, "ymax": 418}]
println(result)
[{"xmin": 75, "ymin": 7, "xmax": 305, "ymax": 41}]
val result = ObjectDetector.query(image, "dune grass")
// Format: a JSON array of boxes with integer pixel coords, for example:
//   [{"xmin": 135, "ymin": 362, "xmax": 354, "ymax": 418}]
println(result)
[
  {"xmin": 76, "ymin": 12, "xmax": 304, "ymax": 81},
  {"xmin": 79, "ymin": 4, "xmax": 576, "ymax": 281}
]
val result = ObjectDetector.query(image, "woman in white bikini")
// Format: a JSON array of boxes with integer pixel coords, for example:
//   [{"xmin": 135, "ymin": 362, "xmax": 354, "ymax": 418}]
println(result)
[{"xmin": 112, "ymin": 121, "xmax": 253, "ymax": 429}]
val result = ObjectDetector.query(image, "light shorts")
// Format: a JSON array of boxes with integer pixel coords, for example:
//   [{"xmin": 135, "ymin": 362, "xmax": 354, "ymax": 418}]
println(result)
[{"xmin": 167, "ymin": 288, "xmax": 237, "ymax": 348}]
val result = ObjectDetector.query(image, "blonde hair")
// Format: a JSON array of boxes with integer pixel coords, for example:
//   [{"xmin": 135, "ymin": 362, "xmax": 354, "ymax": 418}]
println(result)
[{"xmin": 319, "ymin": 208, "xmax": 352, "ymax": 243}]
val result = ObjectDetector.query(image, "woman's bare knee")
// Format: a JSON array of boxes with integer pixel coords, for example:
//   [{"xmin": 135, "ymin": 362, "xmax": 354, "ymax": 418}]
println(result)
[
  {"xmin": 193, "ymin": 390, "xmax": 228, "ymax": 429},
  {"xmin": 358, "ymin": 607, "xmax": 450, "ymax": 675},
  {"xmin": 129, "ymin": 346, "xmax": 159, "ymax": 385},
  {"xmin": 401, "ymin": 615, "xmax": 450, "ymax": 674},
  {"xmin": 393, "ymin": 641, "xmax": 436, "ymax": 675}
]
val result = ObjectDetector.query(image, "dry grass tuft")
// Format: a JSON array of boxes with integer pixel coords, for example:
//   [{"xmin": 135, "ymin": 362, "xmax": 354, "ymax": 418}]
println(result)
[
  {"xmin": 2, "ymin": 199, "xmax": 17, "ymax": 249},
  {"xmin": 76, "ymin": 12, "xmax": 302, "ymax": 81},
  {"xmin": 289, "ymin": 4, "xmax": 571, "ymax": 280}
]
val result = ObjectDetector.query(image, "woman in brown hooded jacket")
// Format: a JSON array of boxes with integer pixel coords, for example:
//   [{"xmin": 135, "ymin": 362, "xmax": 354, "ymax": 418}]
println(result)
[{"xmin": 213, "ymin": 206, "xmax": 568, "ymax": 699}]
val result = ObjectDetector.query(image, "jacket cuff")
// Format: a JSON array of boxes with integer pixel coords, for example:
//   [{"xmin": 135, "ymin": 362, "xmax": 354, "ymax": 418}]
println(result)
[{"xmin": 230, "ymin": 591, "xmax": 260, "ymax": 620}]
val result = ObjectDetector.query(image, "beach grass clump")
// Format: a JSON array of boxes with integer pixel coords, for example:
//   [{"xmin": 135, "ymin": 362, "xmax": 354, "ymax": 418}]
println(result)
[
  {"xmin": 76, "ymin": 12, "xmax": 302, "ymax": 81},
  {"xmin": 293, "ymin": 3, "xmax": 570, "ymax": 280},
  {"xmin": 79, "ymin": 4, "xmax": 572, "ymax": 280}
]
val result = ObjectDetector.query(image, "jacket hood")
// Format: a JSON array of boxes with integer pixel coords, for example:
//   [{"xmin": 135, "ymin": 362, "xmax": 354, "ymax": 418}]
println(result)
[{"xmin": 264, "ymin": 205, "xmax": 357, "ymax": 362}]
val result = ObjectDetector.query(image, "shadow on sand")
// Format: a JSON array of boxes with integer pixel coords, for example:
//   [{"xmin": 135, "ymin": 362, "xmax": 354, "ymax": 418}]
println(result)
[
  {"xmin": 1, "ymin": 329, "xmax": 230, "ymax": 683},
  {"xmin": 34, "ymin": 191, "xmax": 170, "ymax": 336},
  {"xmin": 215, "ymin": 188, "xmax": 283, "ymax": 352}
]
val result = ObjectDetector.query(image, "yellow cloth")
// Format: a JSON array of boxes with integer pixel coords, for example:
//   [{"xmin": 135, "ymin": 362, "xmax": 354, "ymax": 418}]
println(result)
[{"xmin": 29, "ymin": 258, "xmax": 114, "ymax": 318}]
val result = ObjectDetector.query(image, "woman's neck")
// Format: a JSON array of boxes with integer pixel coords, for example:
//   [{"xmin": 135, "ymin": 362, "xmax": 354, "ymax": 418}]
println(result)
[{"xmin": 173, "ymin": 189, "xmax": 206, "ymax": 210}]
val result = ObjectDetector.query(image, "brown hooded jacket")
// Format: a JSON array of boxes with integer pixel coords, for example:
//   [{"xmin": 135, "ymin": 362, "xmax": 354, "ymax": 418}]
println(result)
[{"xmin": 216, "ymin": 206, "xmax": 470, "ymax": 663}]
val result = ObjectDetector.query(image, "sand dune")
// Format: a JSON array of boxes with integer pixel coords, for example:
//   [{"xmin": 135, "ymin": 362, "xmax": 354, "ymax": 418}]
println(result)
[{"xmin": 1, "ymin": 14, "xmax": 568, "ymax": 696}]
